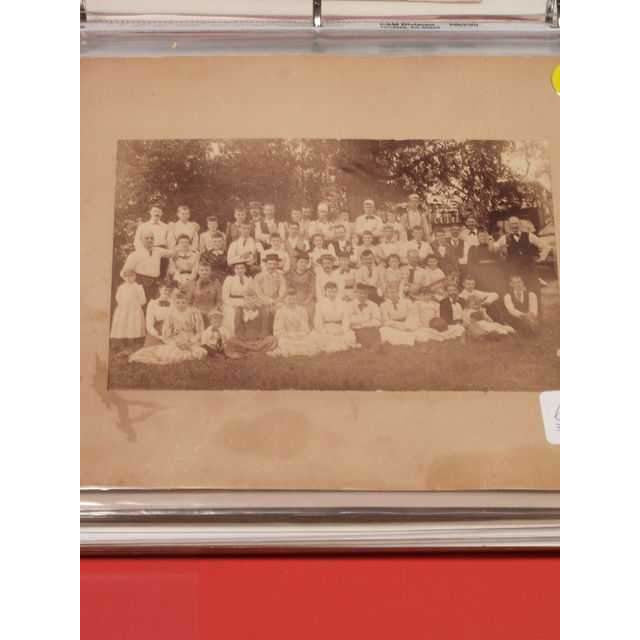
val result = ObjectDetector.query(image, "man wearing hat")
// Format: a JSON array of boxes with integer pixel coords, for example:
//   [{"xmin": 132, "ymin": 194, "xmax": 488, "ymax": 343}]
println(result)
[
  {"xmin": 355, "ymin": 199, "xmax": 383, "ymax": 241},
  {"xmin": 254, "ymin": 253, "xmax": 286, "ymax": 332}
]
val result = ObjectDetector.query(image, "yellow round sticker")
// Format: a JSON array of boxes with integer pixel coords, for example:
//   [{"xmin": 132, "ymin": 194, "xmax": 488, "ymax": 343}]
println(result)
[{"xmin": 551, "ymin": 65, "xmax": 560, "ymax": 95}]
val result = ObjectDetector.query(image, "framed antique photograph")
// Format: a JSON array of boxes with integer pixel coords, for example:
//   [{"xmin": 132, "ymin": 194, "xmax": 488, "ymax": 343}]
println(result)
[{"xmin": 81, "ymin": 3, "xmax": 559, "ymax": 551}]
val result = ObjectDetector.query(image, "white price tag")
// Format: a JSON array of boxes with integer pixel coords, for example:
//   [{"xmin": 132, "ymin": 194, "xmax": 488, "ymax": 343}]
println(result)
[{"xmin": 540, "ymin": 391, "xmax": 560, "ymax": 445}]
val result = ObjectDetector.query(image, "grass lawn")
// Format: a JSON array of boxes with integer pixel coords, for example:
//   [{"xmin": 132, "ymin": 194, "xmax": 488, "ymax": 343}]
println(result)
[{"xmin": 109, "ymin": 282, "xmax": 560, "ymax": 392}]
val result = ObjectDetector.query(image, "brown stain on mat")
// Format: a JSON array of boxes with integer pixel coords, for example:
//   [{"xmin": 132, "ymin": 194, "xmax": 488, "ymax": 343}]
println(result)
[
  {"xmin": 218, "ymin": 409, "xmax": 311, "ymax": 459},
  {"xmin": 92, "ymin": 354, "xmax": 167, "ymax": 442}
]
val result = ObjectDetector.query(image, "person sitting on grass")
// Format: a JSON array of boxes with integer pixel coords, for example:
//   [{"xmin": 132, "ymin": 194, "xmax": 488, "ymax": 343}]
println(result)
[
  {"xmin": 458, "ymin": 275, "xmax": 503, "ymax": 323},
  {"xmin": 462, "ymin": 295, "xmax": 515, "ymax": 340},
  {"xmin": 110, "ymin": 269, "xmax": 147, "ymax": 353},
  {"xmin": 224, "ymin": 290, "xmax": 278, "ymax": 357},
  {"xmin": 200, "ymin": 309, "xmax": 230, "ymax": 358},
  {"xmin": 379, "ymin": 290, "xmax": 419, "ymax": 347},
  {"xmin": 268, "ymin": 288, "xmax": 322, "ymax": 358},
  {"xmin": 129, "ymin": 290, "xmax": 206, "ymax": 365},
  {"xmin": 503, "ymin": 274, "xmax": 540, "ymax": 336},
  {"xmin": 413, "ymin": 287, "xmax": 465, "ymax": 343},
  {"xmin": 313, "ymin": 281, "xmax": 357, "ymax": 353},
  {"xmin": 347, "ymin": 283, "xmax": 382, "ymax": 349},
  {"xmin": 439, "ymin": 283, "xmax": 465, "ymax": 328},
  {"xmin": 143, "ymin": 280, "xmax": 173, "ymax": 347}
]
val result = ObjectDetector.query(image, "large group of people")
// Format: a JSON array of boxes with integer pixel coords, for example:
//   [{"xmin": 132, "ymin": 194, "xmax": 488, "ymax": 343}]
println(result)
[{"xmin": 110, "ymin": 195, "xmax": 552, "ymax": 365}]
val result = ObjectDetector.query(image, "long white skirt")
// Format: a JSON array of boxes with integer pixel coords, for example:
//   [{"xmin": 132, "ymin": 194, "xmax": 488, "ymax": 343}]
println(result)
[
  {"xmin": 315, "ymin": 326, "xmax": 358, "ymax": 353},
  {"xmin": 268, "ymin": 332, "xmax": 323, "ymax": 357},
  {"xmin": 414, "ymin": 324, "xmax": 465, "ymax": 343},
  {"xmin": 380, "ymin": 326, "xmax": 416, "ymax": 347},
  {"xmin": 110, "ymin": 305, "xmax": 145, "ymax": 339}
]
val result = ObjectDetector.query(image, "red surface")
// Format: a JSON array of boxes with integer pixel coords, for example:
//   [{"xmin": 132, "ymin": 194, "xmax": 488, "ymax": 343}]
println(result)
[{"xmin": 81, "ymin": 554, "xmax": 559, "ymax": 639}]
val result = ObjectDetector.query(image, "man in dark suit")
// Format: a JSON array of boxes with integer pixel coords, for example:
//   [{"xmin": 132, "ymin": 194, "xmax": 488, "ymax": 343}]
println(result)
[
  {"xmin": 431, "ymin": 229, "xmax": 457, "ymax": 275},
  {"xmin": 439, "ymin": 283, "xmax": 464, "ymax": 326}
]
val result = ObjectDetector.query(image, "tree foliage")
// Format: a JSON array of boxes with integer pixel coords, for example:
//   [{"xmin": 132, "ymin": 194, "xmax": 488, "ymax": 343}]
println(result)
[{"xmin": 113, "ymin": 138, "xmax": 553, "ymax": 264}]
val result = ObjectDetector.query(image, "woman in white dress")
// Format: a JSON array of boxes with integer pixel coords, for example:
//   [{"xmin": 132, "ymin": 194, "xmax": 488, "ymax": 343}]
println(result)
[
  {"xmin": 129, "ymin": 291, "xmax": 206, "ymax": 365},
  {"xmin": 313, "ymin": 281, "xmax": 357, "ymax": 353},
  {"xmin": 269, "ymin": 288, "xmax": 322, "ymax": 357},
  {"xmin": 221, "ymin": 258, "xmax": 254, "ymax": 335},
  {"xmin": 379, "ymin": 293, "xmax": 419, "ymax": 346},
  {"xmin": 143, "ymin": 281, "xmax": 173, "ymax": 346},
  {"xmin": 110, "ymin": 270, "xmax": 146, "ymax": 343}
]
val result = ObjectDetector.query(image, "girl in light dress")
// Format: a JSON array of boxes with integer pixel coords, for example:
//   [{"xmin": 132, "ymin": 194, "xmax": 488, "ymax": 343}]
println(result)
[
  {"xmin": 268, "ymin": 288, "xmax": 323, "ymax": 358},
  {"xmin": 379, "ymin": 291, "xmax": 419, "ymax": 346},
  {"xmin": 129, "ymin": 291, "xmax": 206, "ymax": 365},
  {"xmin": 143, "ymin": 280, "xmax": 173, "ymax": 346},
  {"xmin": 413, "ymin": 288, "xmax": 465, "ymax": 343},
  {"xmin": 462, "ymin": 295, "xmax": 515, "ymax": 340},
  {"xmin": 381, "ymin": 253, "xmax": 408, "ymax": 300},
  {"xmin": 313, "ymin": 281, "xmax": 357, "ymax": 353},
  {"xmin": 110, "ymin": 269, "xmax": 146, "ymax": 348}
]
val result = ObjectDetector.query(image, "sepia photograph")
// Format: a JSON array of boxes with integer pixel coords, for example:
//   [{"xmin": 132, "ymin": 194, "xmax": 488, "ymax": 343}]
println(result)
[{"xmin": 107, "ymin": 138, "xmax": 559, "ymax": 391}]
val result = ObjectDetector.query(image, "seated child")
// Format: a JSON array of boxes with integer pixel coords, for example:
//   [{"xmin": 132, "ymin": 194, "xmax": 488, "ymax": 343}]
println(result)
[
  {"xmin": 268, "ymin": 288, "xmax": 322, "ymax": 357},
  {"xmin": 413, "ymin": 288, "xmax": 465, "ymax": 342},
  {"xmin": 129, "ymin": 291, "xmax": 206, "ymax": 365},
  {"xmin": 143, "ymin": 280, "xmax": 173, "ymax": 347},
  {"xmin": 379, "ymin": 291, "xmax": 419, "ymax": 346},
  {"xmin": 503, "ymin": 275, "xmax": 540, "ymax": 335},
  {"xmin": 313, "ymin": 282, "xmax": 357, "ymax": 353},
  {"xmin": 347, "ymin": 283, "xmax": 382, "ymax": 349},
  {"xmin": 462, "ymin": 295, "xmax": 515, "ymax": 340},
  {"xmin": 200, "ymin": 309, "xmax": 230, "ymax": 358},
  {"xmin": 110, "ymin": 269, "xmax": 147, "ymax": 351}
]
